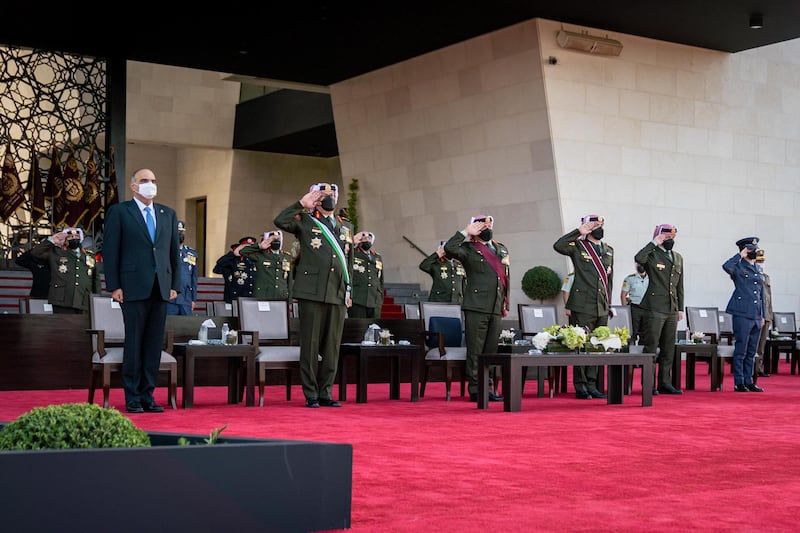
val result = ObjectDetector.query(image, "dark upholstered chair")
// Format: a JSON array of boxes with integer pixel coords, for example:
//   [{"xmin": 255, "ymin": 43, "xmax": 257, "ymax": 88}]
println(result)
[
  {"xmin": 87, "ymin": 295, "xmax": 178, "ymax": 409},
  {"xmin": 518, "ymin": 303, "xmax": 561, "ymax": 395},
  {"xmin": 237, "ymin": 298, "xmax": 299, "ymax": 406},
  {"xmin": 419, "ymin": 301, "xmax": 466, "ymax": 401},
  {"xmin": 206, "ymin": 300, "xmax": 237, "ymax": 317},
  {"xmin": 19, "ymin": 297, "xmax": 53, "ymax": 314},
  {"xmin": 684, "ymin": 306, "xmax": 734, "ymax": 391}
]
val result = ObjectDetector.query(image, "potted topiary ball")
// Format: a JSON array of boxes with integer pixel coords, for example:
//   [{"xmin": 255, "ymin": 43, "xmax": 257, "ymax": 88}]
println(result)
[
  {"xmin": 0, "ymin": 402, "xmax": 149, "ymax": 450},
  {"xmin": 521, "ymin": 266, "xmax": 561, "ymax": 302}
]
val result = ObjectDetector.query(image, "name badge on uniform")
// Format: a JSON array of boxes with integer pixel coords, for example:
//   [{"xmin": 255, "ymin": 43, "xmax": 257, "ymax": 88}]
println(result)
[{"xmin": 656, "ymin": 262, "xmax": 666, "ymax": 270}]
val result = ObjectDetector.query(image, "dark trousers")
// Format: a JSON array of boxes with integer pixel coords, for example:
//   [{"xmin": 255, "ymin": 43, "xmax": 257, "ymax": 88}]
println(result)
[
  {"xmin": 732, "ymin": 315, "xmax": 761, "ymax": 386},
  {"xmin": 630, "ymin": 304, "xmax": 646, "ymax": 345},
  {"xmin": 298, "ymin": 298, "xmax": 346, "ymax": 400},
  {"xmin": 755, "ymin": 319, "xmax": 772, "ymax": 374},
  {"xmin": 348, "ymin": 304, "xmax": 379, "ymax": 319},
  {"xmin": 643, "ymin": 310, "xmax": 678, "ymax": 389},
  {"xmin": 569, "ymin": 310, "xmax": 606, "ymax": 392},
  {"xmin": 464, "ymin": 310, "xmax": 502, "ymax": 395},
  {"xmin": 120, "ymin": 279, "xmax": 166, "ymax": 405}
]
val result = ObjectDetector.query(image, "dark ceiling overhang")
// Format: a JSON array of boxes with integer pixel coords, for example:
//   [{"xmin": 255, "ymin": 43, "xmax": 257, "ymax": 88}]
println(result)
[{"xmin": 1, "ymin": 1, "xmax": 798, "ymax": 157}]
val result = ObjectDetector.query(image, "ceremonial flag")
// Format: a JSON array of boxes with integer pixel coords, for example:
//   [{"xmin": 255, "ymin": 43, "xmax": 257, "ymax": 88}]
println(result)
[
  {"xmin": 61, "ymin": 146, "xmax": 87, "ymax": 227},
  {"xmin": 105, "ymin": 146, "xmax": 119, "ymax": 207},
  {"xmin": 83, "ymin": 147, "xmax": 102, "ymax": 227},
  {"xmin": 0, "ymin": 143, "xmax": 26, "ymax": 222},
  {"xmin": 28, "ymin": 145, "xmax": 46, "ymax": 223},
  {"xmin": 47, "ymin": 145, "xmax": 66, "ymax": 227}
]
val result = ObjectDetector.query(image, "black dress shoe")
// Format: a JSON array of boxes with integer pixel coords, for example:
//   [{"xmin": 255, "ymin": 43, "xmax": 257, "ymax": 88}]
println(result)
[
  {"xmin": 657, "ymin": 385, "xmax": 684, "ymax": 395},
  {"xmin": 142, "ymin": 402, "xmax": 164, "ymax": 413},
  {"xmin": 469, "ymin": 393, "xmax": 477, "ymax": 402},
  {"xmin": 125, "ymin": 402, "xmax": 144, "ymax": 413},
  {"xmin": 589, "ymin": 389, "xmax": 607, "ymax": 399},
  {"xmin": 652, "ymin": 389, "xmax": 660, "ymax": 396},
  {"xmin": 318, "ymin": 397, "xmax": 342, "ymax": 407},
  {"xmin": 757, "ymin": 371, "xmax": 770, "ymax": 377},
  {"xmin": 734, "ymin": 384, "xmax": 749, "ymax": 392},
  {"xmin": 488, "ymin": 391, "xmax": 504, "ymax": 402},
  {"xmin": 306, "ymin": 397, "xmax": 320, "ymax": 408},
  {"xmin": 575, "ymin": 390, "xmax": 591, "ymax": 400},
  {"xmin": 746, "ymin": 383, "xmax": 764, "ymax": 392}
]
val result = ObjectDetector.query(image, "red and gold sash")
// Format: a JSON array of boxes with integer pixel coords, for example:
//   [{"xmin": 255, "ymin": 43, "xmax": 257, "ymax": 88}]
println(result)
[
  {"xmin": 471, "ymin": 241, "xmax": 509, "ymax": 311},
  {"xmin": 579, "ymin": 240, "xmax": 610, "ymax": 305}
]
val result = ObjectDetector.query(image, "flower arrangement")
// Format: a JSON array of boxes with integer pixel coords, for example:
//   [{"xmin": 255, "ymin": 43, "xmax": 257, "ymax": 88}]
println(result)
[
  {"xmin": 531, "ymin": 325, "xmax": 587, "ymax": 351},
  {"xmin": 499, "ymin": 329, "xmax": 516, "ymax": 344},
  {"xmin": 691, "ymin": 331, "xmax": 706, "ymax": 344},
  {"xmin": 588, "ymin": 326, "xmax": 630, "ymax": 352},
  {"xmin": 530, "ymin": 325, "xmax": 630, "ymax": 352}
]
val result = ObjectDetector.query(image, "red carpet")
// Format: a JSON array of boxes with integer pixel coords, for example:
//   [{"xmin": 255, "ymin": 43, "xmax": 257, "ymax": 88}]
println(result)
[{"xmin": 2, "ymin": 362, "xmax": 800, "ymax": 532}]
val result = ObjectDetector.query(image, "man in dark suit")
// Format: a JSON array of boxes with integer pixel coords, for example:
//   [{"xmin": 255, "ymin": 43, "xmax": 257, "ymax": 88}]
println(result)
[
  {"xmin": 635, "ymin": 224, "xmax": 684, "ymax": 395},
  {"xmin": 554, "ymin": 214, "xmax": 613, "ymax": 399},
  {"xmin": 15, "ymin": 247, "xmax": 51, "ymax": 299},
  {"xmin": 444, "ymin": 215, "xmax": 508, "ymax": 403},
  {"xmin": 274, "ymin": 182, "xmax": 353, "ymax": 408},
  {"xmin": 103, "ymin": 168, "xmax": 180, "ymax": 413}
]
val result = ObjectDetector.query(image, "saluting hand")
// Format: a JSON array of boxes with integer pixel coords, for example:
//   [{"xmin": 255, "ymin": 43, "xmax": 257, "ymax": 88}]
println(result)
[
  {"xmin": 300, "ymin": 190, "xmax": 322, "ymax": 210},
  {"xmin": 465, "ymin": 221, "xmax": 485, "ymax": 236},
  {"xmin": 578, "ymin": 221, "xmax": 599, "ymax": 236}
]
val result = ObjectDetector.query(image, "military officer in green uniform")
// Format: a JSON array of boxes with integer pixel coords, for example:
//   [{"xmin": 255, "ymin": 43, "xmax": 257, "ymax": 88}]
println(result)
[
  {"xmin": 239, "ymin": 230, "xmax": 293, "ymax": 300},
  {"xmin": 444, "ymin": 215, "xmax": 508, "ymax": 403},
  {"xmin": 419, "ymin": 241, "xmax": 465, "ymax": 304},
  {"xmin": 350, "ymin": 231, "xmax": 384, "ymax": 318},
  {"xmin": 167, "ymin": 220, "xmax": 198, "ymax": 315},
  {"xmin": 274, "ymin": 182, "xmax": 354, "ymax": 408},
  {"xmin": 554, "ymin": 214, "xmax": 614, "ymax": 400},
  {"xmin": 31, "ymin": 227, "xmax": 100, "ymax": 313},
  {"xmin": 634, "ymin": 224, "xmax": 684, "ymax": 395},
  {"xmin": 213, "ymin": 236, "xmax": 257, "ymax": 303}
]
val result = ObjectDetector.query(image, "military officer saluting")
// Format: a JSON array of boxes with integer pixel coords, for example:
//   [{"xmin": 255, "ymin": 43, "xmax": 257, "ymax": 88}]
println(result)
[
  {"xmin": 350, "ymin": 231, "xmax": 384, "ymax": 318},
  {"xmin": 213, "ymin": 236, "xmax": 257, "ymax": 303},
  {"xmin": 554, "ymin": 214, "xmax": 614, "ymax": 400},
  {"xmin": 419, "ymin": 240, "xmax": 465, "ymax": 304},
  {"xmin": 239, "ymin": 230, "xmax": 293, "ymax": 300},
  {"xmin": 445, "ymin": 214, "xmax": 509, "ymax": 403},
  {"xmin": 167, "ymin": 220, "xmax": 198, "ymax": 315},
  {"xmin": 31, "ymin": 227, "xmax": 100, "ymax": 313}
]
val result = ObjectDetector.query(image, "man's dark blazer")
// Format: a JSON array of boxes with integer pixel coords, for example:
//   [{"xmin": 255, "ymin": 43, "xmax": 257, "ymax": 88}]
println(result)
[{"xmin": 103, "ymin": 199, "xmax": 181, "ymax": 300}]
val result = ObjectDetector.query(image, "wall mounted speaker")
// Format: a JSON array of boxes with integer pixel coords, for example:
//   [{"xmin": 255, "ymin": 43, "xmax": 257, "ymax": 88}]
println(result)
[{"xmin": 556, "ymin": 30, "xmax": 623, "ymax": 56}]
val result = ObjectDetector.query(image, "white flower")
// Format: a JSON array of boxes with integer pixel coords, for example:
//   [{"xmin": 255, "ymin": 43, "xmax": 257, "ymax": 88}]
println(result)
[
  {"xmin": 499, "ymin": 329, "xmax": 515, "ymax": 341},
  {"xmin": 531, "ymin": 332, "xmax": 554, "ymax": 350},
  {"xmin": 590, "ymin": 335, "xmax": 622, "ymax": 351},
  {"xmin": 691, "ymin": 331, "xmax": 705, "ymax": 341},
  {"xmin": 570, "ymin": 326, "xmax": 587, "ymax": 341}
]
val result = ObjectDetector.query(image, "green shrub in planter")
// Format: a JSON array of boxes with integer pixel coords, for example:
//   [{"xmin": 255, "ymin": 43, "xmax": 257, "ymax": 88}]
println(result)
[
  {"xmin": 521, "ymin": 266, "xmax": 561, "ymax": 302},
  {"xmin": 0, "ymin": 402, "xmax": 150, "ymax": 450}
]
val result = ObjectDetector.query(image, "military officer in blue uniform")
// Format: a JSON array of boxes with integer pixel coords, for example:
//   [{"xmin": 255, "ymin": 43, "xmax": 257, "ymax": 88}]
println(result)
[
  {"xmin": 419, "ymin": 241, "xmax": 465, "ymax": 304},
  {"xmin": 239, "ymin": 230, "xmax": 293, "ymax": 300},
  {"xmin": 723, "ymin": 237, "xmax": 765, "ymax": 392},
  {"xmin": 213, "ymin": 236, "xmax": 257, "ymax": 303},
  {"xmin": 31, "ymin": 227, "xmax": 100, "ymax": 313},
  {"xmin": 350, "ymin": 231, "xmax": 384, "ymax": 318},
  {"xmin": 167, "ymin": 220, "xmax": 198, "ymax": 315}
]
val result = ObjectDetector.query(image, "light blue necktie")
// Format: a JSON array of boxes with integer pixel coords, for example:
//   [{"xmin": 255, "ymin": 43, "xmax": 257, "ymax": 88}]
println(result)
[{"xmin": 144, "ymin": 206, "xmax": 156, "ymax": 242}]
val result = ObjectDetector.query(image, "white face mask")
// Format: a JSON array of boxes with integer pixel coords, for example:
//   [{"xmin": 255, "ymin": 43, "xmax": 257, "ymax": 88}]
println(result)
[{"xmin": 138, "ymin": 182, "xmax": 157, "ymax": 199}]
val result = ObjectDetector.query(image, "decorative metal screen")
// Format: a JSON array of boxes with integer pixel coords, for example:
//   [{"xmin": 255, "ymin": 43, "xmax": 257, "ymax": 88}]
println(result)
[{"xmin": 0, "ymin": 44, "xmax": 111, "ymax": 258}]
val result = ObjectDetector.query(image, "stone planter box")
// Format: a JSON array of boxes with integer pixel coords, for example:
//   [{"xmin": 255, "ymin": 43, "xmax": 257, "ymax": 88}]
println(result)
[{"xmin": 0, "ymin": 428, "xmax": 352, "ymax": 533}]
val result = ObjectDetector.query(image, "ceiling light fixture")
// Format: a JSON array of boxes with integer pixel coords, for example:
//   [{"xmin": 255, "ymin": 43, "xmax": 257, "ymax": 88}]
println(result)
[{"xmin": 749, "ymin": 14, "xmax": 764, "ymax": 29}]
